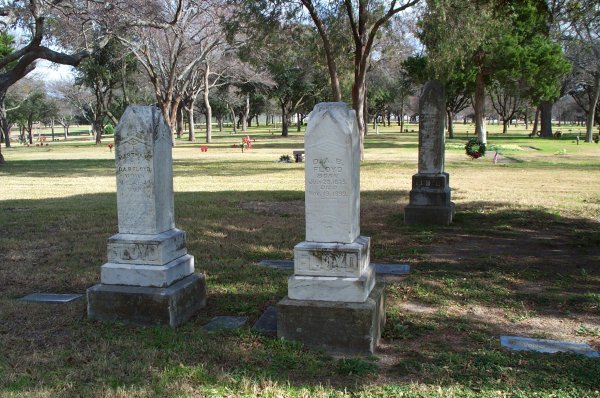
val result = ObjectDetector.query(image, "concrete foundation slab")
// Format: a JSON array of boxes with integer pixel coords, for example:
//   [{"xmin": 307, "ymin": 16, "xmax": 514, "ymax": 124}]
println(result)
[
  {"xmin": 277, "ymin": 283, "xmax": 385, "ymax": 354},
  {"xmin": 87, "ymin": 273, "xmax": 206, "ymax": 328}
]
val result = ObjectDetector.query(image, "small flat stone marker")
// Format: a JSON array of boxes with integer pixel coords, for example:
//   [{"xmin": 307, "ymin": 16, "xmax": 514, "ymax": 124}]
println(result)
[
  {"xmin": 373, "ymin": 263, "xmax": 410, "ymax": 276},
  {"xmin": 203, "ymin": 316, "xmax": 249, "ymax": 332},
  {"xmin": 19, "ymin": 293, "xmax": 83, "ymax": 303},
  {"xmin": 258, "ymin": 260, "xmax": 294, "ymax": 269},
  {"xmin": 252, "ymin": 306, "xmax": 278, "ymax": 335},
  {"xmin": 500, "ymin": 336, "xmax": 600, "ymax": 358}
]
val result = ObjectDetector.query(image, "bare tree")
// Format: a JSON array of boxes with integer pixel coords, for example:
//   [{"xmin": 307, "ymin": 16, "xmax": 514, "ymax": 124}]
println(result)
[{"xmin": 119, "ymin": 0, "xmax": 228, "ymax": 144}]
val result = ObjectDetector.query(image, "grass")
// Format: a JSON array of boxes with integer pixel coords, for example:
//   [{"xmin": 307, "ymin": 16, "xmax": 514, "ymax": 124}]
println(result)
[{"xmin": 0, "ymin": 122, "xmax": 599, "ymax": 397}]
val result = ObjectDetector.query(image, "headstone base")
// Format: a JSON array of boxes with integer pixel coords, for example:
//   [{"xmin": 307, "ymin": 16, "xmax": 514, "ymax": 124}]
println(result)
[
  {"xmin": 277, "ymin": 283, "xmax": 386, "ymax": 354},
  {"xmin": 87, "ymin": 273, "xmax": 206, "ymax": 328},
  {"xmin": 404, "ymin": 173, "xmax": 454, "ymax": 225},
  {"xmin": 107, "ymin": 228, "xmax": 187, "ymax": 266},
  {"xmin": 404, "ymin": 203, "xmax": 455, "ymax": 225},
  {"xmin": 100, "ymin": 254, "xmax": 194, "ymax": 287},
  {"xmin": 287, "ymin": 265, "xmax": 375, "ymax": 302}
]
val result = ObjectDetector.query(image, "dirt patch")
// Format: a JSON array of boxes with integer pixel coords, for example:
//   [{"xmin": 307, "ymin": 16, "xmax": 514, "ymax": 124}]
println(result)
[
  {"xmin": 401, "ymin": 300, "xmax": 439, "ymax": 314},
  {"xmin": 238, "ymin": 200, "xmax": 304, "ymax": 215}
]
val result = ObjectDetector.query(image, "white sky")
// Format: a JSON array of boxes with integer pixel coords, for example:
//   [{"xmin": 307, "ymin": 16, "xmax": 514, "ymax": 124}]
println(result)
[{"xmin": 29, "ymin": 60, "xmax": 75, "ymax": 83}]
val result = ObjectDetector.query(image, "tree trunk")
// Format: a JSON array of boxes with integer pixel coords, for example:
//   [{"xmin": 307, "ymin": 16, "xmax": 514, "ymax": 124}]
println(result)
[
  {"xmin": 188, "ymin": 105, "xmax": 195, "ymax": 142},
  {"xmin": 524, "ymin": 112, "xmax": 528, "ymax": 130},
  {"xmin": 474, "ymin": 68, "xmax": 487, "ymax": 143},
  {"xmin": 585, "ymin": 73, "xmax": 600, "ymax": 143},
  {"xmin": 531, "ymin": 106, "xmax": 540, "ymax": 135},
  {"xmin": 539, "ymin": 100, "xmax": 553, "ymax": 138},
  {"xmin": 217, "ymin": 116, "xmax": 223, "ymax": 132},
  {"xmin": 229, "ymin": 105, "xmax": 237, "ymax": 134},
  {"xmin": 281, "ymin": 103, "xmax": 290, "ymax": 137},
  {"xmin": 242, "ymin": 93, "xmax": 249, "ymax": 133},
  {"xmin": 255, "ymin": 114, "xmax": 259, "ymax": 126},
  {"xmin": 176, "ymin": 103, "xmax": 184, "ymax": 139},
  {"xmin": 502, "ymin": 120, "xmax": 508, "ymax": 134},
  {"xmin": 51, "ymin": 119, "xmax": 55, "ymax": 141},
  {"xmin": 93, "ymin": 117, "xmax": 103, "ymax": 144},
  {"xmin": 297, "ymin": 113, "xmax": 302, "ymax": 132},
  {"xmin": 447, "ymin": 110, "xmax": 454, "ymax": 139}
]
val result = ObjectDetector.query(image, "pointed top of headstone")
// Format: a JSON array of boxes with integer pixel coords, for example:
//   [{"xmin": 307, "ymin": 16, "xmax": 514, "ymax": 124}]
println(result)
[
  {"xmin": 115, "ymin": 106, "xmax": 171, "ymax": 146},
  {"xmin": 418, "ymin": 80, "xmax": 446, "ymax": 174}
]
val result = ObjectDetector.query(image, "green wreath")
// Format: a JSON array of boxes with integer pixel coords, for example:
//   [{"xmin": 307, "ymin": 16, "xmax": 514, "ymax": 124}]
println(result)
[{"xmin": 465, "ymin": 139, "xmax": 486, "ymax": 159}]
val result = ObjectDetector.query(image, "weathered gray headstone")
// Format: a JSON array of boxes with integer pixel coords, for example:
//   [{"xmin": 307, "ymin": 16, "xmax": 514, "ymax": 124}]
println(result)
[
  {"xmin": 87, "ymin": 106, "xmax": 206, "ymax": 327},
  {"xmin": 277, "ymin": 102, "xmax": 385, "ymax": 354},
  {"xmin": 404, "ymin": 81, "xmax": 455, "ymax": 225}
]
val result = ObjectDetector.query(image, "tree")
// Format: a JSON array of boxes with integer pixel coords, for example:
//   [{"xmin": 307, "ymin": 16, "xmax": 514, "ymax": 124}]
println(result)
[
  {"xmin": 418, "ymin": 0, "xmax": 569, "ymax": 142},
  {"xmin": 75, "ymin": 39, "xmax": 136, "ymax": 144},
  {"xmin": 561, "ymin": 1, "xmax": 600, "ymax": 142},
  {"xmin": 489, "ymin": 83, "xmax": 525, "ymax": 134},
  {"xmin": 0, "ymin": 0, "xmax": 186, "ymax": 162},
  {"xmin": 233, "ymin": 0, "xmax": 419, "ymax": 156},
  {"xmin": 119, "ymin": 0, "xmax": 227, "ymax": 144},
  {"xmin": 404, "ymin": 55, "xmax": 474, "ymax": 138}
]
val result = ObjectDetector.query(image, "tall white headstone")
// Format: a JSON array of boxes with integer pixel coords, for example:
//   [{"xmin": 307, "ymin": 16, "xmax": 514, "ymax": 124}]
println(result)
[
  {"xmin": 278, "ymin": 103, "xmax": 385, "ymax": 354},
  {"xmin": 87, "ymin": 106, "xmax": 206, "ymax": 327},
  {"xmin": 304, "ymin": 103, "xmax": 360, "ymax": 243}
]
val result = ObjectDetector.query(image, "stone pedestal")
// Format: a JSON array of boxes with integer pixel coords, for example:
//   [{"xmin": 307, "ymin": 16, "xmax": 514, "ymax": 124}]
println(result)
[
  {"xmin": 277, "ymin": 103, "xmax": 384, "ymax": 353},
  {"xmin": 288, "ymin": 236, "xmax": 374, "ymax": 302},
  {"xmin": 278, "ymin": 284, "xmax": 386, "ymax": 354},
  {"xmin": 404, "ymin": 173, "xmax": 454, "ymax": 225},
  {"xmin": 404, "ymin": 81, "xmax": 454, "ymax": 225},
  {"xmin": 87, "ymin": 106, "xmax": 206, "ymax": 327}
]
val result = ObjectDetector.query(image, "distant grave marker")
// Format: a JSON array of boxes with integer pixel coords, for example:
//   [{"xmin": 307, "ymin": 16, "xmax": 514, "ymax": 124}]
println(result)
[{"xmin": 405, "ymin": 81, "xmax": 455, "ymax": 225}]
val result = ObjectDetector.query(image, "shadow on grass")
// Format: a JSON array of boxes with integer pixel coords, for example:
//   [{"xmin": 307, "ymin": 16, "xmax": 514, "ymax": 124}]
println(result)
[{"xmin": 1, "ymin": 191, "xmax": 599, "ymax": 395}]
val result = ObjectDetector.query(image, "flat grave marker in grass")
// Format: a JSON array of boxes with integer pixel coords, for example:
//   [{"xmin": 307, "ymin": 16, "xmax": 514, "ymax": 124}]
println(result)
[
  {"xmin": 252, "ymin": 305, "xmax": 278, "ymax": 335},
  {"xmin": 18, "ymin": 293, "xmax": 83, "ymax": 303},
  {"xmin": 500, "ymin": 336, "xmax": 600, "ymax": 358},
  {"xmin": 203, "ymin": 316, "xmax": 249, "ymax": 332}
]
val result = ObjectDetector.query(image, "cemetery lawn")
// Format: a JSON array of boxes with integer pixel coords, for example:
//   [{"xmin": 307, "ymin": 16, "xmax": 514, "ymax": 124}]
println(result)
[{"xmin": 1, "ymin": 123, "xmax": 599, "ymax": 397}]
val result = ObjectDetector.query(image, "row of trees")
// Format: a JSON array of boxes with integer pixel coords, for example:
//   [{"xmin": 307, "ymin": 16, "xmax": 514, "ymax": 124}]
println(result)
[{"xmin": 0, "ymin": 0, "xmax": 598, "ymax": 164}]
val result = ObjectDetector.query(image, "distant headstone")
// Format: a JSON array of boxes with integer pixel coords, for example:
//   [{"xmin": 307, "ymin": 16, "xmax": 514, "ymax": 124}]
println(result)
[
  {"xmin": 87, "ymin": 106, "xmax": 206, "ymax": 327},
  {"xmin": 277, "ymin": 102, "xmax": 385, "ymax": 354},
  {"xmin": 404, "ymin": 81, "xmax": 455, "ymax": 225}
]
